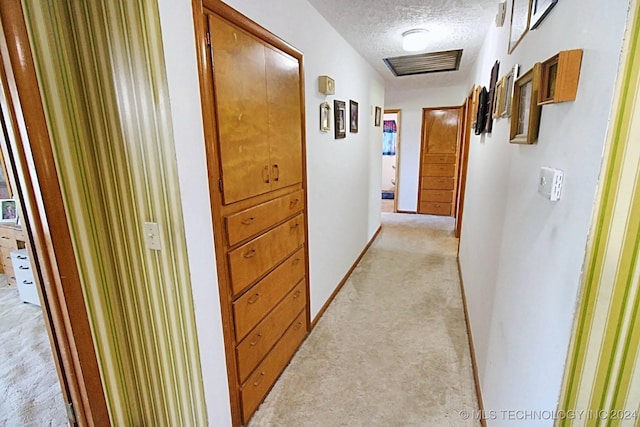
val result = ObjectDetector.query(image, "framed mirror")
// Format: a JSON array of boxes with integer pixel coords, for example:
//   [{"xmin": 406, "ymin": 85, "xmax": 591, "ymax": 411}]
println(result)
[{"xmin": 509, "ymin": 0, "xmax": 532, "ymax": 54}]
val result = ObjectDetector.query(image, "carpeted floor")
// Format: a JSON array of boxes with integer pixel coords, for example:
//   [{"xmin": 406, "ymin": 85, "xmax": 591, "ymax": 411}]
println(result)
[
  {"xmin": 249, "ymin": 213, "xmax": 480, "ymax": 426},
  {"xmin": 0, "ymin": 276, "xmax": 68, "ymax": 426}
]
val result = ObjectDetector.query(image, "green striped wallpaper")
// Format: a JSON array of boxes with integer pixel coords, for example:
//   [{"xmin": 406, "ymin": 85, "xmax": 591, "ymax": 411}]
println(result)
[
  {"xmin": 558, "ymin": 1, "xmax": 640, "ymax": 426},
  {"xmin": 21, "ymin": 1, "xmax": 207, "ymax": 425}
]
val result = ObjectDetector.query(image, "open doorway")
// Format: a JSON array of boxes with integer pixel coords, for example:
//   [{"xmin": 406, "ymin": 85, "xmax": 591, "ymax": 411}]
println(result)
[{"xmin": 381, "ymin": 109, "xmax": 401, "ymax": 213}]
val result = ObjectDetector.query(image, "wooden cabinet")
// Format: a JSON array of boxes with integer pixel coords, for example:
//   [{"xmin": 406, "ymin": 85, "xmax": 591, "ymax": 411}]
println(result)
[
  {"xmin": 0, "ymin": 223, "xmax": 26, "ymax": 286},
  {"xmin": 418, "ymin": 107, "xmax": 462, "ymax": 216},
  {"xmin": 201, "ymin": 7, "xmax": 309, "ymax": 426}
]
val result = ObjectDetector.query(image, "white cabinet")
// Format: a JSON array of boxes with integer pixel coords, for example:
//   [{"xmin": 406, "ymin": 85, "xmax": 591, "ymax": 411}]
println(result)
[{"xmin": 11, "ymin": 249, "xmax": 39, "ymax": 306}]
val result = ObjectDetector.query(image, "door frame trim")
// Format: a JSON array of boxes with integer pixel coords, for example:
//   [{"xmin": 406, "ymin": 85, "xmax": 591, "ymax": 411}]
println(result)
[{"xmin": 384, "ymin": 109, "xmax": 401, "ymax": 213}]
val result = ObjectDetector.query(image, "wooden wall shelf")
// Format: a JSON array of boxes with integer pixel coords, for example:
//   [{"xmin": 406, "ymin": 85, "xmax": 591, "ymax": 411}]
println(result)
[{"xmin": 538, "ymin": 49, "xmax": 583, "ymax": 105}]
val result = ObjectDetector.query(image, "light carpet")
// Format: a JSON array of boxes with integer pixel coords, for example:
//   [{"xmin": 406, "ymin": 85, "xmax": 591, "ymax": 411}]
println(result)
[
  {"xmin": 0, "ymin": 276, "xmax": 67, "ymax": 426},
  {"xmin": 249, "ymin": 213, "xmax": 480, "ymax": 427}
]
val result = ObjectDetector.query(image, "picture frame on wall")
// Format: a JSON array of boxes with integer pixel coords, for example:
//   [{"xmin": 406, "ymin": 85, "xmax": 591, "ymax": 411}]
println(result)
[
  {"xmin": 530, "ymin": 0, "xmax": 558, "ymax": 30},
  {"xmin": 485, "ymin": 60, "xmax": 500, "ymax": 133},
  {"xmin": 375, "ymin": 106, "xmax": 382, "ymax": 127},
  {"xmin": 509, "ymin": 0, "xmax": 531, "ymax": 54},
  {"xmin": 501, "ymin": 64, "xmax": 520, "ymax": 117},
  {"xmin": 334, "ymin": 100, "xmax": 346, "ymax": 139},
  {"xmin": 350, "ymin": 100, "xmax": 359, "ymax": 133},
  {"xmin": 320, "ymin": 102, "xmax": 331, "ymax": 132},
  {"xmin": 510, "ymin": 63, "xmax": 542, "ymax": 144},
  {"xmin": 0, "ymin": 199, "xmax": 17, "ymax": 223},
  {"xmin": 493, "ymin": 77, "xmax": 505, "ymax": 119}
]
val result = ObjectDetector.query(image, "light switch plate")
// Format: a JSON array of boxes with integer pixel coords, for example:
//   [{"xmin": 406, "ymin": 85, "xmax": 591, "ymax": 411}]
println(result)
[
  {"xmin": 143, "ymin": 222, "xmax": 162, "ymax": 251},
  {"xmin": 538, "ymin": 167, "xmax": 564, "ymax": 201}
]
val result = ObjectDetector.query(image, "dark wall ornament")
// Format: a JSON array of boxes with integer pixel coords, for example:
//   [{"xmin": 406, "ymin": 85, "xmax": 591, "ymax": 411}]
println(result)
[
  {"xmin": 485, "ymin": 60, "xmax": 500, "ymax": 133},
  {"xmin": 474, "ymin": 86, "xmax": 488, "ymax": 135}
]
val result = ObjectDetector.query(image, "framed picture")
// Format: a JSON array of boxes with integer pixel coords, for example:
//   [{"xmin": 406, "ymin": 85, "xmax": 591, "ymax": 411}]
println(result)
[
  {"xmin": 470, "ymin": 85, "xmax": 481, "ymax": 128},
  {"xmin": 510, "ymin": 63, "xmax": 542, "ymax": 144},
  {"xmin": 502, "ymin": 64, "xmax": 520, "ymax": 117},
  {"xmin": 0, "ymin": 199, "xmax": 17, "ymax": 223},
  {"xmin": 485, "ymin": 60, "xmax": 500, "ymax": 133},
  {"xmin": 530, "ymin": 0, "xmax": 558, "ymax": 30},
  {"xmin": 334, "ymin": 100, "xmax": 346, "ymax": 139},
  {"xmin": 509, "ymin": 0, "xmax": 531, "ymax": 54},
  {"xmin": 320, "ymin": 102, "xmax": 331, "ymax": 132},
  {"xmin": 349, "ymin": 100, "xmax": 358, "ymax": 133},
  {"xmin": 375, "ymin": 106, "xmax": 382, "ymax": 127},
  {"xmin": 492, "ymin": 77, "xmax": 505, "ymax": 119}
]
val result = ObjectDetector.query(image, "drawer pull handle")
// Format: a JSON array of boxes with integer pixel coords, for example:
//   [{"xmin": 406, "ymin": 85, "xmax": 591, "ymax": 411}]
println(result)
[
  {"xmin": 23, "ymin": 280, "xmax": 33, "ymax": 285},
  {"xmin": 241, "ymin": 217, "xmax": 256, "ymax": 225},
  {"xmin": 1, "ymin": 236, "xmax": 9, "ymax": 239},
  {"xmin": 289, "ymin": 198, "xmax": 299, "ymax": 208},
  {"xmin": 247, "ymin": 293, "xmax": 260, "ymax": 304},
  {"xmin": 272, "ymin": 164, "xmax": 279, "ymax": 182},
  {"xmin": 19, "ymin": 266, "xmax": 29, "ymax": 270},
  {"xmin": 17, "ymin": 255, "xmax": 27, "ymax": 260},
  {"xmin": 293, "ymin": 290, "xmax": 302, "ymax": 299},
  {"xmin": 294, "ymin": 321, "xmax": 303, "ymax": 331},
  {"xmin": 243, "ymin": 249, "xmax": 257, "ymax": 259},
  {"xmin": 253, "ymin": 372, "xmax": 265, "ymax": 387},
  {"xmin": 249, "ymin": 333, "xmax": 263, "ymax": 347},
  {"xmin": 262, "ymin": 166, "xmax": 270, "ymax": 184},
  {"xmin": 292, "ymin": 258, "xmax": 301, "ymax": 266},
  {"xmin": 290, "ymin": 223, "xmax": 300, "ymax": 231}
]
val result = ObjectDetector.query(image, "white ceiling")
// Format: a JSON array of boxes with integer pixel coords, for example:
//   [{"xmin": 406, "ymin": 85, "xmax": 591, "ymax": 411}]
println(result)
[{"xmin": 307, "ymin": 0, "xmax": 498, "ymax": 90}]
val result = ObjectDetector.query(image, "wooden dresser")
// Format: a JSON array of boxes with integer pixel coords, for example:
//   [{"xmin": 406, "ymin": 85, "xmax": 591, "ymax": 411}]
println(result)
[
  {"xmin": 0, "ymin": 223, "xmax": 26, "ymax": 286},
  {"xmin": 199, "ymin": 4, "xmax": 309, "ymax": 425},
  {"xmin": 418, "ymin": 107, "xmax": 462, "ymax": 216}
]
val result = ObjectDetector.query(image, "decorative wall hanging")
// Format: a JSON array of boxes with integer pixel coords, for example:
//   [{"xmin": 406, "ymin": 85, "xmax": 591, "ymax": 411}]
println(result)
[
  {"xmin": 538, "ymin": 49, "xmax": 582, "ymax": 104},
  {"xmin": 318, "ymin": 75, "xmax": 335, "ymax": 94},
  {"xmin": 485, "ymin": 60, "xmax": 500, "ymax": 133},
  {"xmin": 510, "ymin": 63, "xmax": 542, "ymax": 144},
  {"xmin": 471, "ymin": 85, "xmax": 481, "ymax": 128},
  {"xmin": 474, "ymin": 86, "xmax": 488, "ymax": 135},
  {"xmin": 530, "ymin": 0, "xmax": 558, "ymax": 30},
  {"xmin": 0, "ymin": 199, "xmax": 17, "ymax": 223},
  {"xmin": 502, "ymin": 64, "xmax": 520, "ymax": 117},
  {"xmin": 493, "ymin": 77, "xmax": 505, "ymax": 119},
  {"xmin": 509, "ymin": 0, "xmax": 531, "ymax": 54},
  {"xmin": 375, "ymin": 106, "xmax": 382, "ymax": 127},
  {"xmin": 320, "ymin": 102, "xmax": 331, "ymax": 132},
  {"xmin": 334, "ymin": 100, "xmax": 346, "ymax": 139},
  {"xmin": 350, "ymin": 100, "xmax": 359, "ymax": 133}
]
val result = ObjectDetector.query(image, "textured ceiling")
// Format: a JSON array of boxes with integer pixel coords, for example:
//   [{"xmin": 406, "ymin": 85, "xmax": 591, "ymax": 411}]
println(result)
[{"xmin": 307, "ymin": 0, "xmax": 498, "ymax": 90}]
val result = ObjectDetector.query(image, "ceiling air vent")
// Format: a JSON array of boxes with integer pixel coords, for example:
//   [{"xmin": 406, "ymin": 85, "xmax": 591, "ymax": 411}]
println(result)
[{"xmin": 383, "ymin": 49, "xmax": 463, "ymax": 77}]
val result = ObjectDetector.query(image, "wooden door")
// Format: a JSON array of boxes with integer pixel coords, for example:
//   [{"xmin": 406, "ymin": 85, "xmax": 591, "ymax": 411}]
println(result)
[
  {"xmin": 209, "ymin": 15, "xmax": 270, "ymax": 204},
  {"xmin": 418, "ymin": 107, "xmax": 462, "ymax": 216},
  {"xmin": 266, "ymin": 47, "xmax": 303, "ymax": 190}
]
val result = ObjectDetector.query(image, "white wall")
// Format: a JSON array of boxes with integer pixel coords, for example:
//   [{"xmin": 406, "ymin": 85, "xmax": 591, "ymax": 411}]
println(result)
[
  {"xmin": 158, "ymin": 1, "xmax": 384, "ymax": 425},
  {"xmin": 385, "ymin": 85, "xmax": 467, "ymax": 211},
  {"xmin": 458, "ymin": 0, "xmax": 630, "ymax": 424}
]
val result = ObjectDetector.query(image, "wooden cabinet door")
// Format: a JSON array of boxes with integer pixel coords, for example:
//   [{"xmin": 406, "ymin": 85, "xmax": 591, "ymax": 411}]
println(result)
[
  {"xmin": 266, "ymin": 47, "xmax": 303, "ymax": 190},
  {"xmin": 422, "ymin": 108, "xmax": 460, "ymax": 154},
  {"xmin": 209, "ymin": 15, "xmax": 270, "ymax": 204}
]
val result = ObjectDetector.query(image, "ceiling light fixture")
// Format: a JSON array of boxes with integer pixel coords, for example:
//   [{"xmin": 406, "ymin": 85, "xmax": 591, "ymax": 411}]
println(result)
[{"xmin": 402, "ymin": 29, "xmax": 429, "ymax": 52}]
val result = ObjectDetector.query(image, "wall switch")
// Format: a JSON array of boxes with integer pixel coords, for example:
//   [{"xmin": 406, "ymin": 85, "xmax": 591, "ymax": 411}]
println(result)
[
  {"xmin": 538, "ymin": 167, "xmax": 564, "ymax": 201},
  {"xmin": 143, "ymin": 222, "xmax": 162, "ymax": 251}
]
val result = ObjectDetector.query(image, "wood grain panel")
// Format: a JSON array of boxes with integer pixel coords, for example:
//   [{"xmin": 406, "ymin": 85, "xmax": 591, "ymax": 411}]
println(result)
[
  {"xmin": 421, "ymin": 177, "xmax": 454, "ymax": 190},
  {"xmin": 228, "ymin": 214, "xmax": 305, "ymax": 295},
  {"xmin": 422, "ymin": 164, "xmax": 455, "ymax": 177},
  {"xmin": 424, "ymin": 154, "xmax": 457, "ymax": 164},
  {"xmin": 266, "ymin": 46, "xmax": 303, "ymax": 191},
  {"xmin": 240, "ymin": 310, "xmax": 306, "ymax": 424},
  {"xmin": 233, "ymin": 247, "xmax": 305, "ymax": 339},
  {"xmin": 235, "ymin": 280, "xmax": 306, "ymax": 382},
  {"xmin": 421, "ymin": 190, "xmax": 453, "ymax": 203},
  {"xmin": 419, "ymin": 201, "xmax": 452, "ymax": 216},
  {"xmin": 210, "ymin": 14, "xmax": 270, "ymax": 204},
  {"xmin": 225, "ymin": 189, "xmax": 304, "ymax": 247},
  {"xmin": 421, "ymin": 109, "xmax": 460, "ymax": 154}
]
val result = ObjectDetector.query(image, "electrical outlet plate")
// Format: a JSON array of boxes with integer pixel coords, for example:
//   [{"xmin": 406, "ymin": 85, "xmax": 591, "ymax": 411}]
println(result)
[
  {"xmin": 143, "ymin": 222, "xmax": 162, "ymax": 250},
  {"xmin": 538, "ymin": 167, "xmax": 564, "ymax": 201}
]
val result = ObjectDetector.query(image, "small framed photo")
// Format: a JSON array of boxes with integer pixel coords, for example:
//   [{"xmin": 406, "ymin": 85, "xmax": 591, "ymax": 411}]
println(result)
[
  {"xmin": 334, "ymin": 100, "xmax": 346, "ymax": 139},
  {"xmin": 510, "ymin": 63, "xmax": 542, "ymax": 144},
  {"xmin": 502, "ymin": 64, "xmax": 520, "ymax": 117},
  {"xmin": 0, "ymin": 199, "xmax": 17, "ymax": 223},
  {"xmin": 530, "ymin": 0, "xmax": 558, "ymax": 30},
  {"xmin": 375, "ymin": 106, "xmax": 382, "ymax": 127},
  {"xmin": 509, "ymin": 0, "xmax": 531, "ymax": 54},
  {"xmin": 492, "ymin": 77, "xmax": 505, "ymax": 119},
  {"xmin": 320, "ymin": 102, "xmax": 331, "ymax": 132},
  {"xmin": 349, "ymin": 100, "xmax": 358, "ymax": 133}
]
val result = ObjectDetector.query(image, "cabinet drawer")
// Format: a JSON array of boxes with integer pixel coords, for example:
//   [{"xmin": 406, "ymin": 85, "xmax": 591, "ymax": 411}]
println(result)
[
  {"xmin": 234, "ymin": 247, "xmax": 305, "ymax": 340},
  {"xmin": 422, "ymin": 164, "xmax": 455, "ymax": 177},
  {"xmin": 1, "ymin": 247, "xmax": 13, "ymax": 273},
  {"xmin": 422, "ymin": 177, "xmax": 454, "ymax": 190},
  {"xmin": 424, "ymin": 154, "xmax": 456, "ymax": 164},
  {"xmin": 240, "ymin": 310, "xmax": 307, "ymax": 423},
  {"xmin": 0, "ymin": 231, "xmax": 17, "ymax": 250},
  {"xmin": 228, "ymin": 214, "xmax": 305, "ymax": 295},
  {"xmin": 226, "ymin": 190, "xmax": 304, "ymax": 246},
  {"xmin": 236, "ymin": 281, "xmax": 306, "ymax": 382},
  {"xmin": 421, "ymin": 190, "xmax": 453, "ymax": 203},
  {"xmin": 420, "ymin": 202, "xmax": 452, "ymax": 216}
]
